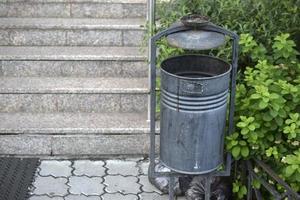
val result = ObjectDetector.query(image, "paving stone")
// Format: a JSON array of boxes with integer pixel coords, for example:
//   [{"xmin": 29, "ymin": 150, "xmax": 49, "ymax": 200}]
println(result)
[
  {"xmin": 29, "ymin": 196, "xmax": 64, "ymax": 200},
  {"xmin": 106, "ymin": 160, "xmax": 139, "ymax": 176},
  {"xmin": 0, "ymin": 46, "xmax": 146, "ymax": 61},
  {"xmin": 0, "ymin": 3, "xmax": 8, "ymax": 17},
  {"xmin": 123, "ymin": 30, "xmax": 145, "ymax": 46},
  {"xmin": 0, "ymin": 112, "xmax": 148, "ymax": 134},
  {"xmin": 73, "ymin": 160, "xmax": 105, "ymax": 176},
  {"xmin": 1, "ymin": 60, "xmax": 147, "ymax": 78},
  {"xmin": 68, "ymin": 176, "xmax": 104, "ymax": 195},
  {"xmin": 39, "ymin": 160, "xmax": 72, "ymax": 177},
  {"xmin": 5, "ymin": 3, "xmax": 70, "ymax": 17},
  {"xmin": 104, "ymin": 175, "xmax": 140, "ymax": 194},
  {"xmin": 0, "ymin": 30, "xmax": 10, "ymax": 45},
  {"xmin": 121, "ymin": 61, "xmax": 147, "ymax": 78},
  {"xmin": 0, "ymin": 135, "xmax": 52, "ymax": 155},
  {"xmin": 139, "ymin": 193, "xmax": 186, "ymax": 200},
  {"xmin": 9, "ymin": 30, "xmax": 66, "ymax": 46},
  {"xmin": 101, "ymin": 193, "xmax": 138, "ymax": 200},
  {"xmin": 139, "ymin": 193, "xmax": 168, "ymax": 200},
  {"xmin": 71, "ymin": 3, "xmax": 123, "ymax": 18},
  {"xmin": 51, "ymin": 135, "xmax": 150, "ymax": 155},
  {"xmin": 67, "ymin": 30, "xmax": 122, "ymax": 46},
  {"xmin": 0, "ymin": 94, "xmax": 125, "ymax": 113},
  {"xmin": 139, "ymin": 175, "xmax": 163, "ymax": 194},
  {"xmin": 65, "ymin": 195, "xmax": 101, "ymax": 200},
  {"xmin": 120, "ymin": 94, "xmax": 148, "ymax": 112},
  {"xmin": 123, "ymin": 3, "xmax": 146, "ymax": 18},
  {"xmin": 139, "ymin": 161, "xmax": 149, "ymax": 175},
  {"xmin": 33, "ymin": 176, "xmax": 69, "ymax": 197}
]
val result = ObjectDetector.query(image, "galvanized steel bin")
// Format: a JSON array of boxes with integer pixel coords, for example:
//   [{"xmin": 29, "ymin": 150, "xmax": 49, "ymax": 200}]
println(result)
[{"xmin": 160, "ymin": 54, "xmax": 232, "ymax": 174}]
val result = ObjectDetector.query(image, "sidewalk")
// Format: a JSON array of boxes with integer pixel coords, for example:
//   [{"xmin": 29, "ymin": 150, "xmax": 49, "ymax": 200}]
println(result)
[{"xmin": 29, "ymin": 158, "xmax": 185, "ymax": 200}]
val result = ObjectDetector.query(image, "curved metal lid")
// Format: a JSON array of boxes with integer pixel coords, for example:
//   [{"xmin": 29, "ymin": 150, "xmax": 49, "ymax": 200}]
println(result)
[{"xmin": 167, "ymin": 30, "xmax": 226, "ymax": 50}]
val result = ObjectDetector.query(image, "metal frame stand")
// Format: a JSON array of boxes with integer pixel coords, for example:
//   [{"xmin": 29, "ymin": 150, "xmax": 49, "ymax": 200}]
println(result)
[
  {"xmin": 149, "ymin": 22, "xmax": 239, "ymax": 200},
  {"xmin": 168, "ymin": 176, "xmax": 176, "ymax": 200}
]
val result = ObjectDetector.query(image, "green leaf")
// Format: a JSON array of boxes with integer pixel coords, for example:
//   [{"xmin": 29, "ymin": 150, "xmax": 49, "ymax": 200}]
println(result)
[
  {"xmin": 248, "ymin": 124, "xmax": 256, "ymax": 131},
  {"xmin": 252, "ymin": 179, "xmax": 261, "ymax": 189},
  {"xmin": 232, "ymin": 183, "xmax": 239, "ymax": 193},
  {"xmin": 239, "ymin": 186, "xmax": 247, "ymax": 198},
  {"xmin": 262, "ymin": 113, "xmax": 273, "ymax": 121},
  {"xmin": 241, "ymin": 146, "xmax": 250, "ymax": 157},
  {"xmin": 237, "ymin": 122, "xmax": 247, "ymax": 128},
  {"xmin": 286, "ymin": 166, "xmax": 296, "ymax": 177},
  {"xmin": 259, "ymin": 100, "xmax": 268, "ymax": 109},
  {"xmin": 241, "ymin": 128, "xmax": 249, "ymax": 135},
  {"xmin": 275, "ymin": 117, "xmax": 284, "ymax": 126},
  {"xmin": 232, "ymin": 146, "xmax": 241, "ymax": 159},
  {"xmin": 270, "ymin": 93, "xmax": 280, "ymax": 99},
  {"xmin": 269, "ymin": 109, "xmax": 278, "ymax": 118},
  {"xmin": 250, "ymin": 93, "xmax": 261, "ymax": 99},
  {"xmin": 278, "ymin": 109, "xmax": 287, "ymax": 118}
]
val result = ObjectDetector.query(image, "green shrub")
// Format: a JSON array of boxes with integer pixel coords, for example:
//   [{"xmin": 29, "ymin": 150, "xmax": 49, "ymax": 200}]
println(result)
[
  {"xmin": 154, "ymin": 0, "xmax": 300, "ymax": 65},
  {"xmin": 152, "ymin": 0, "xmax": 300, "ymax": 198},
  {"xmin": 226, "ymin": 33, "xmax": 300, "ymax": 198}
]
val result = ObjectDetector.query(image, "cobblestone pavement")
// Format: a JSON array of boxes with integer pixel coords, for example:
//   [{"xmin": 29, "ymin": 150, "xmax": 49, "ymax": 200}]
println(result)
[{"xmin": 29, "ymin": 158, "xmax": 186, "ymax": 200}]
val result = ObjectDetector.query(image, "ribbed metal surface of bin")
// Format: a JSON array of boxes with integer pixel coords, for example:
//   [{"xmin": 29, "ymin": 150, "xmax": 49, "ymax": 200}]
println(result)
[{"xmin": 160, "ymin": 55, "xmax": 231, "ymax": 174}]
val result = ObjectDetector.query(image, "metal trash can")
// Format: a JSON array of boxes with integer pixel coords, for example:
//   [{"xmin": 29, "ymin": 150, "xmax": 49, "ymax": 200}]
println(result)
[{"xmin": 160, "ymin": 54, "xmax": 232, "ymax": 174}]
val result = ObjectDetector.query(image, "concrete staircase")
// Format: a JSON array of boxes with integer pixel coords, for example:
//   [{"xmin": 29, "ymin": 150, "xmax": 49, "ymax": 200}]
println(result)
[{"xmin": 0, "ymin": 0, "xmax": 150, "ymax": 157}]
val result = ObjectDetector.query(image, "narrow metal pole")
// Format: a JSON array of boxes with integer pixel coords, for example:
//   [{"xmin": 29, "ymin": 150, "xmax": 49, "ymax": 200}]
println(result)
[
  {"xmin": 247, "ymin": 161, "xmax": 252, "ymax": 200},
  {"xmin": 169, "ymin": 176, "xmax": 176, "ymax": 200},
  {"xmin": 204, "ymin": 176, "xmax": 211, "ymax": 200},
  {"xmin": 147, "ymin": 0, "xmax": 155, "ymax": 121}
]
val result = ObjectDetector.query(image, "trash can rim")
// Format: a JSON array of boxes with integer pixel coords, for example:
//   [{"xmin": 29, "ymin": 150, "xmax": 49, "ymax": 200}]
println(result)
[{"xmin": 160, "ymin": 54, "xmax": 232, "ymax": 81}]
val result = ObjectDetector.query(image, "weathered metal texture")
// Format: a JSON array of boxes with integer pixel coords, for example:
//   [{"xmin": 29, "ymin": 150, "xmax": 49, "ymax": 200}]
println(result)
[
  {"xmin": 159, "ymin": 55, "xmax": 231, "ymax": 174},
  {"xmin": 167, "ymin": 30, "xmax": 226, "ymax": 50},
  {"xmin": 148, "ymin": 21, "xmax": 239, "ymax": 200}
]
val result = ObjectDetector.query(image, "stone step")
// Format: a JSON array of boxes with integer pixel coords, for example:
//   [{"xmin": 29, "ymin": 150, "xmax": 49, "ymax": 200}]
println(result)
[
  {"xmin": 0, "ymin": 18, "xmax": 145, "ymax": 46},
  {"xmin": 0, "ymin": 46, "xmax": 147, "ymax": 77},
  {"xmin": 0, "ymin": 112, "xmax": 150, "ymax": 156},
  {"xmin": 0, "ymin": 60, "xmax": 148, "ymax": 78},
  {"xmin": 0, "ymin": 77, "xmax": 148, "ymax": 113},
  {"xmin": 0, "ymin": 46, "xmax": 146, "ymax": 61},
  {"xmin": 0, "ymin": 0, "xmax": 146, "ymax": 18}
]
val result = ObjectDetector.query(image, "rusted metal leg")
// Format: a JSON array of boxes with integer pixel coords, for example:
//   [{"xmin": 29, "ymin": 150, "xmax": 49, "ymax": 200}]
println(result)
[
  {"xmin": 204, "ymin": 176, "xmax": 211, "ymax": 200},
  {"xmin": 169, "ymin": 176, "xmax": 176, "ymax": 200}
]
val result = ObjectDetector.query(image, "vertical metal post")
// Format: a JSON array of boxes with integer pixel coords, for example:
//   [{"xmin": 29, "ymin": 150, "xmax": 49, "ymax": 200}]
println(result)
[
  {"xmin": 149, "ymin": 37, "xmax": 157, "ymax": 178},
  {"xmin": 204, "ymin": 175, "xmax": 212, "ymax": 200},
  {"xmin": 147, "ymin": 0, "xmax": 155, "ymax": 121},
  {"xmin": 169, "ymin": 176, "xmax": 176, "ymax": 200},
  {"xmin": 247, "ymin": 162, "xmax": 253, "ymax": 200}
]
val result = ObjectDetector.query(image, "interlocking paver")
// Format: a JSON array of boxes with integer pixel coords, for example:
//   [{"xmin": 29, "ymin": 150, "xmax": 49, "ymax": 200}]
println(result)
[
  {"xmin": 106, "ymin": 160, "xmax": 139, "ymax": 176},
  {"xmin": 65, "ymin": 195, "xmax": 101, "ymax": 200},
  {"xmin": 39, "ymin": 160, "xmax": 72, "ymax": 177},
  {"xmin": 101, "ymin": 193, "xmax": 138, "ymax": 200},
  {"xmin": 139, "ymin": 193, "xmax": 186, "ymax": 200},
  {"xmin": 104, "ymin": 175, "xmax": 140, "ymax": 194},
  {"xmin": 33, "ymin": 176, "xmax": 69, "ymax": 197},
  {"xmin": 68, "ymin": 176, "xmax": 104, "ymax": 196},
  {"xmin": 30, "ymin": 159, "xmax": 186, "ymax": 200},
  {"xmin": 139, "ymin": 193, "xmax": 168, "ymax": 200},
  {"xmin": 73, "ymin": 160, "xmax": 105, "ymax": 176},
  {"xmin": 139, "ymin": 161, "xmax": 149, "ymax": 175},
  {"xmin": 29, "ymin": 196, "xmax": 64, "ymax": 200},
  {"xmin": 139, "ymin": 175, "xmax": 163, "ymax": 194}
]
